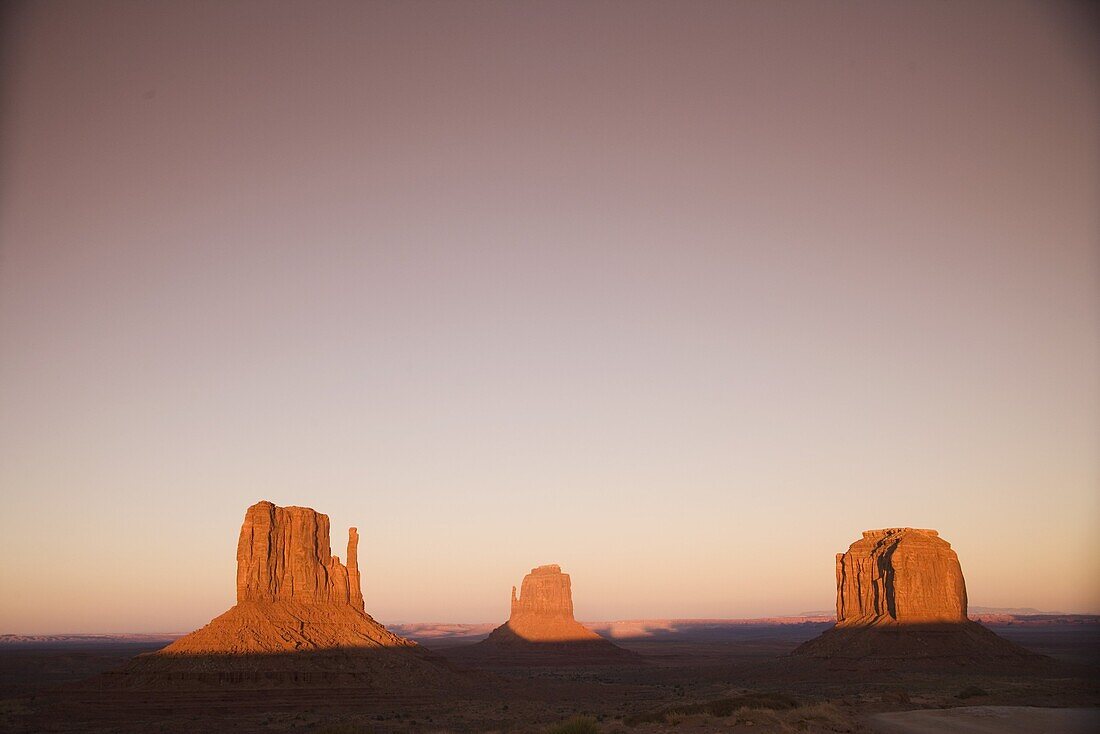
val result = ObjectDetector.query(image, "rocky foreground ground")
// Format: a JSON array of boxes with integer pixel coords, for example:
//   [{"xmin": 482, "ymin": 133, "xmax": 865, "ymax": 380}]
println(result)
[
  {"xmin": 1, "ymin": 616, "xmax": 1097, "ymax": 733},
  {"xmin": 2, "ymin": 511, "xmax": 1096, "ymax": 732}
]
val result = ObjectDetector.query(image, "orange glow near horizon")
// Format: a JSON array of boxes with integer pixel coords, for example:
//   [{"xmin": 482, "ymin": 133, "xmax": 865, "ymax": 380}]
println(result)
[{"xmin": 1, "ymin": 1, "xmax": 1098, "ymax": 634}]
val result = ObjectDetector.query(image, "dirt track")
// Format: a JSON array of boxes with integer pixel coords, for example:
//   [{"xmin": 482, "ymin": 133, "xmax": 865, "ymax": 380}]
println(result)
[{"xmin": 868, "ymin": 706, "xmax": 1100, "ymax": 734}]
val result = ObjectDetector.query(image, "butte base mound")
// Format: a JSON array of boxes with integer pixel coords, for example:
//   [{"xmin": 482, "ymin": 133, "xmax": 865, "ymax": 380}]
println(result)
[
  {"xmin": 451, "ymin": 564, "xmax": 639, "ymax": 666},
  {"xmin": 794, "ymin": 528, "xmax": 1041, "ymax": 666},
  {"xmin": 105, "ymin": 501, "xmax": 465, "ymax": 689}
]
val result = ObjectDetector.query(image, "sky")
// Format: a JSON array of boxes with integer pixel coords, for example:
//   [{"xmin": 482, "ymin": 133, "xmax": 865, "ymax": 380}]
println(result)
[{"xmin": 0, "ymin": 0, "xmax": 1097, "ymax": 634}]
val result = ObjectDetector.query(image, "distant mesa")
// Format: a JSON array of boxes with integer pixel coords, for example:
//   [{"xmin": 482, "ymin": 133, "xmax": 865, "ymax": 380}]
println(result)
[
  {"xmin": 969, "ymin": 606, "xmax": 1053, "ymax": 616},
  {"xmin": 498, "ymin": 564, "xmax": 603, "ymax": 643},
  {"xmin": 795, "ymin": 528, "xmax": 1040, "ymax": 663},
  {"xmin": 105, "ymin": 501, "xmax": 464, "ymax": 688},
  {"xmin": 452, "ymin": 564, "xmax": 638, "ymax": 665}
]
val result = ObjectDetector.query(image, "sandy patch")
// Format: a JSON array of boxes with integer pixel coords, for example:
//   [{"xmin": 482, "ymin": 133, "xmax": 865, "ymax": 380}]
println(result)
[{"xmin": 868, "ymin": 706, "xmax": 1100, "ymax": 734}]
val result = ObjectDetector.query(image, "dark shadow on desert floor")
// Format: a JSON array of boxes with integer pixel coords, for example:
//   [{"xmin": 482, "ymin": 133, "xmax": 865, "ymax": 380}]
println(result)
[{"xmin": 1, "ymin": 618, "xmax": 1097, "ymax": 733}]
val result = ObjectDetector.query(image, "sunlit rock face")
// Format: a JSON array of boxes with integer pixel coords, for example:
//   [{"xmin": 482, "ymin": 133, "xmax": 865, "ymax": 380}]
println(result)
[
  {"xmin": 158, "ymin": 500, "xmax": 412, "ymax": 656},
  {"xmin": 499, "ymin": 564, "xmax": 601, "ymax": 642},
  {"xmin": 104, "ymin": 501, "xmax": 469, "ymax": 690},
  {"xmin": 510, "ymin": 565, "xmax": 576, "ymax": 621},
  {"xmin": 794, "ymin": 527, "xmax": 1037, "ymax": 663},
  {"xmin": 836, "ymin": 528, "xmax": 967, "ymax": 627},
  {"xmin": 458, "ymin": 563, "xmax": 637, "ymax": 665},
  {"xmin": 236, "ymin": 501, "xmax": 365, "ymax": 610}
]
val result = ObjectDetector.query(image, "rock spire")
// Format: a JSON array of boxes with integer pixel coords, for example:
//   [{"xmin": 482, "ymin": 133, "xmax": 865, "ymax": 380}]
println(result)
[
  {"xmin": 455, "ymin": 563, "xmax": 637, "ymax": 666},
  {"xmin": 235, "ymin": 499, "xmax": 365, "ymax": 607},
  {"xmin": 143, "ymin": 501, "xmax": 425, "ymax": 661},
  {"xmin": 510, "ymin": 564, "xmax": 576, "ymax": 622},
  {"xmin": 235, "ymin": 501, "xmax": 365, "ymax": 609}
]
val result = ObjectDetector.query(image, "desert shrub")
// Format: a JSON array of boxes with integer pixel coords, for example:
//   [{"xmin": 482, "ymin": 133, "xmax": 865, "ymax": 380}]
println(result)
[
  {"xmin": 793, "ymin": 702, "xmax": 854, "ymax": 728},
  {"xmin": 739, "ymin": 703, "xmax": 855, "ymax": 734},
  {"xmin": 957, "ymin": 685, "xmax": 988, "ymax": 699},
  {"xmin": 705, "ymin": 693, "xmax": 797, "ymax": 716},
  {"xmin": 626, "ymin": 692, "xmax": 799, "ymax": 725},
  {"xmin": 546, "ymin": 715, "xmax": 600, "ymax": 734}
]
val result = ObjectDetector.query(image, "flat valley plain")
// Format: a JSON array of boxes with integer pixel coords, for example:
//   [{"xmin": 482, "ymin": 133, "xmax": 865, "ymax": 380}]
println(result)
[{"xmin": 1, "ymin": 616, "xmax": 1097, "ymax": 733}]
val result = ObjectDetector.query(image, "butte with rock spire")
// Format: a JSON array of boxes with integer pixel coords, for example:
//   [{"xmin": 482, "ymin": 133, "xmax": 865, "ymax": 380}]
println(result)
[
  {"xmin": 109, "ymin": 500, "xmax": 464, "ymax": 688},
  {"xmin": 453, "ymin": 564, "xmax": 637, "ymax": 666}
]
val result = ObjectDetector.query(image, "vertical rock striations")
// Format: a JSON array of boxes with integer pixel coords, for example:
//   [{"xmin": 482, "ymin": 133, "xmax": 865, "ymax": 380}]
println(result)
[
  {"xmin": 106, "ymin": 501, "xmax": 473, "ymax": 690},
  {"xmin": 348, "ymin": 526, "xmax": 364, "ymax": 612},
  {"xmin": 235, "ymin": 501, "xmax": 362, "ymax": 606},
  {"xmin": 835, "ymin": 528, "xmax": 968, "ymax": 627},
  {"xmin": 501, "ymin": 564, "xmax": 594, "ymax": 642},
  {"xmin": 510, "ymin": 564, "xmax": 576, "ymax": 623},
  {"xmin": 158, "ymin": 500, "xmax": 411, "ymax": 657},
  {"xmin": 795, "ymin": 527, "xmax": 1038, "ymax": 663}
]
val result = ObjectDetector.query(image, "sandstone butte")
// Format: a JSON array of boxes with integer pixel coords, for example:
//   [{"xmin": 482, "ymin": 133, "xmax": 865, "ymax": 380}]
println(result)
[
  {"xmin": 497, "ymin": 564, "xmax": 603, "ymax": 643},
  {"xmin": 835, "ymin": 528, "xmax": 967, "ymax": 627},
  {"xmin": 236, "ymin": 502, "xmax": 365, "ymax": 609},
  {"xmin": 108, "ymin": 501, "xmax": 462, "ymax": 688},
  {"xmin": 160, "ymin": 501, "xmax": 409, "ymax": 656},
  {"xmin": 795, "ymin": 528, "xmax": 1038, "ymax": 663},
  {"xmin": 466, "ymin": 564, "xmax": 637, "ymax": 664}
]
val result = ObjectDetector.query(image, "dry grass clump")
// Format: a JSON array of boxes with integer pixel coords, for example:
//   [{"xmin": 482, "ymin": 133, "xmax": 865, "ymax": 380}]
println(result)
[
  {"xmin": 731, "ymin": 702, "xmax": 856, "ymax": 733},
  {"xmin": 625, "ymin": 692, "xmax": 798, "ymax": 725},
  {"xmin": 623, "ymin": 699, "xmax": 857, "ymax": 732},
  {"xmin": 546, "ymin": 715, "xmax": 600, "ymax": 734}
]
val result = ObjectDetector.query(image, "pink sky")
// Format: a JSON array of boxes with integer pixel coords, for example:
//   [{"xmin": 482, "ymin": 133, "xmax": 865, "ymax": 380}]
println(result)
[{"xmin": 1, "ymin": 1, "xmax": 1098, "ymax": 634}]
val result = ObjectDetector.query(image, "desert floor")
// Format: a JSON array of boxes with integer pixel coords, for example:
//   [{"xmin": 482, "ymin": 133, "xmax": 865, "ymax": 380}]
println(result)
[{"xmin": 1, "ymin": 619, "xmax": 1097, "ymax": 733}]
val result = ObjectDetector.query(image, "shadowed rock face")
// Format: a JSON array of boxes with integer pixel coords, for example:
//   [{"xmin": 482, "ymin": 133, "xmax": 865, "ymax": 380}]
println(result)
[{"xmin": 836, "ymin": 528, "xmax": 967, "ymax": 627}]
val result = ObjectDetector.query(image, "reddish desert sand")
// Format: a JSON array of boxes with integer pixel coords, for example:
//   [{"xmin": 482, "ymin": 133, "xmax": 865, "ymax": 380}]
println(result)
[{"xmin": 868, "ymin": 705, "xmax": 1100, "ymax": 733}]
